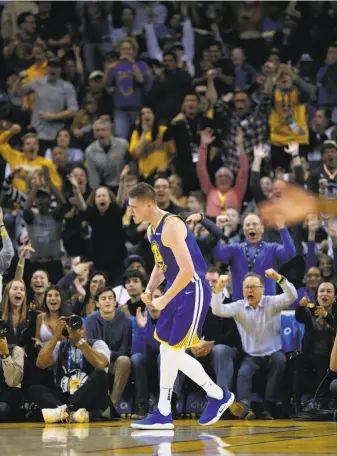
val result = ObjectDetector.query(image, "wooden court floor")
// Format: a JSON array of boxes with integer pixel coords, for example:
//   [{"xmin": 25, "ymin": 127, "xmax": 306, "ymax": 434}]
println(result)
[{"xmin": 0, "ymin": 419, "xmax": 336, "ymax": 456}]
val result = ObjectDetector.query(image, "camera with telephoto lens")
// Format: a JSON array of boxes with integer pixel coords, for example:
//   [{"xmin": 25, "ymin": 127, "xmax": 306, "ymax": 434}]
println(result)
[
  {"xmin": 0, "ymin": 320, "xmax": 9, "ymax": 338},
  {"xmin": 61, "ymin": 315, "xmax": 83, "ymax": 338}
]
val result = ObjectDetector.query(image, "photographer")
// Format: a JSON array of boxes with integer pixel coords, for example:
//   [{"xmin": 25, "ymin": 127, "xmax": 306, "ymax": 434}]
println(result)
[
  {"xmin": 0, "ymin": 326, "xmax": 24, "ymax": 422},
  {"xmin": 29, "ymin": 315, "xmax": 110, "ymax": 424}
]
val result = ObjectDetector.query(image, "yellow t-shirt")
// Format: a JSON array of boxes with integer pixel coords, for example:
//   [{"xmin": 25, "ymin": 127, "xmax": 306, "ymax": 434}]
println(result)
[
  {"xmin": 22, "ymin": 61, "xmax": 48, "ymax": 111},
  {"xmin": 129, "ymin": 126, "xmax": 175, "ymax": 178},
  {"xmin": 0, "ymin": 130, "xmax": 62, "ymax": 192}
]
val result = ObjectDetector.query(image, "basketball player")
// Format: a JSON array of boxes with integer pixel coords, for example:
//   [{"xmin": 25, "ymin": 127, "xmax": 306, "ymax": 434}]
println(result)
[
  {"xmin": 128, "ymin": 183, "xmax": 235, "ymax": 430},
  {"xmin": 260, "ymin": 185, "xmax": 337, "ymax": 226}
]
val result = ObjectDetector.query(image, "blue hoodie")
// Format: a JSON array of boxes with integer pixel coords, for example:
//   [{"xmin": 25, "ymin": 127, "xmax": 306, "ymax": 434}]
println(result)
[{"xmin": 85, "ymin": 309, "xmax": 132, "ymax": 361}]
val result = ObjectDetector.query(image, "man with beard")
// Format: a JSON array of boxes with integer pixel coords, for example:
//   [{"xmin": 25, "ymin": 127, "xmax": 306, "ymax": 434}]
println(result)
[
  {"xmin": 153, "ymin": 177, "xmax": 184, "ymax": 215},
  {"xmin": 146, "ymin": 51, "xmax": 192, "ymax": 124},
  {"xmin": 85, "ymin": 119, "xmax": 128, "ymax": 193},
  {"xmin": 13, "ymin": 58, "xmax": 78, "ymax": 155},
  {"xmin": 308, "ymin": 141, "xmax": 337, "ymax": 198},
  {"xmin": 163, "ymin": 93, "xmax": 214, "ymax": 193},
  {"xmin": 207, "ymin": 63, "xmax": 275, "ymax": 174},
  {"xmin": 213, "ymin": 213, "xmax": 296, "ymax": 300},
  {"xmin": 0, "ymin": 124, "xmax": 61, "ymax": 192}
]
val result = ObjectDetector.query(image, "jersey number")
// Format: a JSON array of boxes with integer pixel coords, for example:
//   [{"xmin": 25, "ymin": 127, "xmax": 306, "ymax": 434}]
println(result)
[{"xmin": 151, "ymin": 241, "xmax": 167, "ymax": 272}]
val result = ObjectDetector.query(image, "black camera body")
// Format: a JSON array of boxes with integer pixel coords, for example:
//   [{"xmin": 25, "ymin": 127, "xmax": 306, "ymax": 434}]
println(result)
[
  {"xmin": 0, "ymin": 319, "xmax": 9, "ymax": 338},
  {"xmin": 61, "ymin": 315, "xmax": 83, "ymax": 338}
]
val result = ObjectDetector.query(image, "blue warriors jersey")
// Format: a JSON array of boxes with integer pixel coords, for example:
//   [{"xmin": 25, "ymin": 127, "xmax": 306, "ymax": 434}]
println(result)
[{"xmin": 149, "ymin": 212, "xmax": 207, "ymax": 286}]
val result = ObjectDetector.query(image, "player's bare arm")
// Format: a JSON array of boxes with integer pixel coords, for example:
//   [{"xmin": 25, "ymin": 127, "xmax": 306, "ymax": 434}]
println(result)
[
  {"xmin": 146, "ymin": 264, "xmax": 165, "ymax": 294},
  {"xmin": 152, "ymin": 217, "xmax": 195, "ymax": 310},
  {"xmin": 141, "ymin": 225, "xmax": 165, "ymax": 305}
]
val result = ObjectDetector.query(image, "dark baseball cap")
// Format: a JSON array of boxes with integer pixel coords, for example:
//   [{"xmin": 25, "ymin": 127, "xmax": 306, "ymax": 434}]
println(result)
[
  {"xmin": 47, "ymin": 57, "xmax": 62, "ymax": 68},
  {"xmin": 124, "ymin": 254, "xmax": 146, "ymax": 270},
  {"xmin": 321, "ymin": 141, "xmax": 337, "ymax": 154}
]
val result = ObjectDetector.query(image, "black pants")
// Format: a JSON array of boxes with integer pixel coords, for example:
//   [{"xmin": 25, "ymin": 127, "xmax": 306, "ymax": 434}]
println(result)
[
  {"xmin": 28, "ymin": 370, "xmax": 109, "ymax": 412},
  {"xmin": 293, "ymin": 352, "xmax": 330, "ymax": 405},
  {"xmin": 270, "ymin": 144, "xmax": 307, "ymax": 173},
  {"xmin": 0, "ymin": 388, "xmax": 23, "ymax": 422}
]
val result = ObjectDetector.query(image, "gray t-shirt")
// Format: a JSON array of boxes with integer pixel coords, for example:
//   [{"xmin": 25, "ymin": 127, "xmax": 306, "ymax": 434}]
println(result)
[{"xmin": 18, "ymin": 76, "xmax": 78, "ymax": 141}]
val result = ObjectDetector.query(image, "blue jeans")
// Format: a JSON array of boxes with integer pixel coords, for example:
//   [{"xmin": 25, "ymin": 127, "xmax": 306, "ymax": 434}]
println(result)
[
  {"xmin": 236, "ymin": 350, "xmax": 287, "ymax": 406},
  {"xmin": 131, "ymin": 352, "xmax": 180, "ymax": 406},
  {"xmin": 173, "ymin": 344, "xmax": 239, "ymax": 396},
  {"xmin": 114, "ymin": 109, "xmax": 139, "ymax": 139}
]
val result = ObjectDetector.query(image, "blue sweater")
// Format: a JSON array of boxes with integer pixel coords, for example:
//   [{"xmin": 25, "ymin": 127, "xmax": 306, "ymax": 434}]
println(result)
[
  {"xmin": 213, "ymin": 228, "xmax": 296, "ymax": 300},
  {"xmin": 85, "ymin": 309, "xmax": 132, "ymax": 361}
]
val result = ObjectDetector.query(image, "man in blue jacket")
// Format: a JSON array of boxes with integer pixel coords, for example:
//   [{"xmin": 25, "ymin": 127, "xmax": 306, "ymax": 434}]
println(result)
[
  {"xmin": 85, "ymin": 287, "xmax": 132, "ymax": 419},
  {"xmin": 213, "ymin": 213, "xmax": 296, "ymax": 300}
]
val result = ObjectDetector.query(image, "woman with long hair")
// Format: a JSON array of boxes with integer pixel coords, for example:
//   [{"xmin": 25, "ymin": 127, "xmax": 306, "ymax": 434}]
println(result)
[
  {"xmin": 72, "ymin": 271, "xmax": 107, "ymax": 318},
  {"xmin": 0, "ymin": 279, "xmax": 30, "ymax": 346},
  {"xmin": 293, "ymin": 281, "xmax": 337, "ymax": 413},
  {"xmin": 129, "ymin": 107, "xmax": 173, "ymax": 180},
  {"xmin": 35, "ymin": 286, "xmax": 66, "ymax": 346}
]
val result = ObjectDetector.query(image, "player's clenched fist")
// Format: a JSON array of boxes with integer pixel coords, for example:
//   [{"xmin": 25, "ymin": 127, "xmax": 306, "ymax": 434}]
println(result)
[
  {"xmin": 265, "ymin": 269, "xmax": 281, "ymax": 281},
  {"xmin": 152, "ymin": 295, "xmax": 168, "ymax": 311},
  {"xmin": 141, "ymin": 290, "xmax": 152, "ymax": 305}
]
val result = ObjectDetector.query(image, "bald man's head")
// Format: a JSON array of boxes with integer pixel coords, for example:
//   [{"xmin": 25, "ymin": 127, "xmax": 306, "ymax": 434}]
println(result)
[{"xmin": 243, "ymin": 214, "xmax": 264, "ymax": 244}]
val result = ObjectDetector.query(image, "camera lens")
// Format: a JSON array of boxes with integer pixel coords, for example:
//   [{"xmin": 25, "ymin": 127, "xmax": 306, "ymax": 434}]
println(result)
[{"xmin": 68, "ymin": 315, "xmax": 83, "ymax": 330}]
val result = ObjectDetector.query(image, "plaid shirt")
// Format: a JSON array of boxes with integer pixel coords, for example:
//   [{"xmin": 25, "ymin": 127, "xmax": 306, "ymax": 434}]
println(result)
[{"xmin": 214, "ymin": 91, "xmax": 272, "ymax": 174}]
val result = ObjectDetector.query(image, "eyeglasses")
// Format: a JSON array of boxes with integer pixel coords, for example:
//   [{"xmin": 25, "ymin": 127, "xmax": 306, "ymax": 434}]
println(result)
[{"xmin": 244, "ymin": 285, "xmax": 263, "ymax": 290}]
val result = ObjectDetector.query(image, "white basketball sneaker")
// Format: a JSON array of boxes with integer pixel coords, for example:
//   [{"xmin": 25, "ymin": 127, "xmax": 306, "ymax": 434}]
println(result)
[
  {"xmin": 69, "ymin": 408, "xmax": 89, "ymax": 423},
  {"xmin": 42, "ymin": 404, "xmax": 69, "ymax": 423}
]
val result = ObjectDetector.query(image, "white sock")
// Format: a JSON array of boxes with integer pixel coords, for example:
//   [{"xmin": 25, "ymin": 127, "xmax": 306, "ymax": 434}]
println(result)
[
  {"xmin": 175, "ymin": 350, "xmax": 223, "ymax": 400},
  {"xmin": 157, "ymin": 345, "xmax": 178, "ymax": 416}
]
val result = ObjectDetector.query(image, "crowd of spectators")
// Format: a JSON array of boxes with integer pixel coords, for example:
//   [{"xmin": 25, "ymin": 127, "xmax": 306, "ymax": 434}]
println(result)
[{"xmin": 0, "ymin": 0, "xmax": 337, "ymax": 424}]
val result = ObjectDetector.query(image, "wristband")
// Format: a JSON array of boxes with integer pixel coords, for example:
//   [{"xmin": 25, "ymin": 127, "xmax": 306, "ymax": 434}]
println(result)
[
  {"xmin": 292, "ymin": 155, "xmax": 299, "ymax": 158},
  {"xmin": 1, "ymin": 353, "xmax": 10, "ymax": 360},
  {"xmin": 76, "ymin": 338, "xmax": 86, "ymax": 348},
  {"xmin": 0, "ymin": 225, "xmax": 4, "ymax": 227},
  {"xmin": 277, "ymin": 275, "xmax": 285, "ymax": 284}
]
